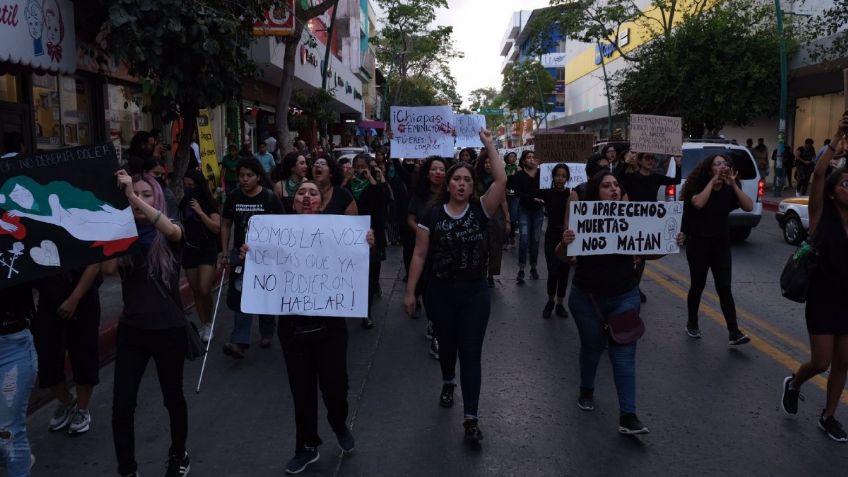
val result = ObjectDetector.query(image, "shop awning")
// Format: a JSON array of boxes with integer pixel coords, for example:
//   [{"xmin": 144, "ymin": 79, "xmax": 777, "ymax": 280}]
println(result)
[
  {"xmin": 1, "ymin": 0, "xmax": 77, "ymax": 74},
  {"xmin": 358, "ymin": 119, "xmax": 386, "ymax": 129}
]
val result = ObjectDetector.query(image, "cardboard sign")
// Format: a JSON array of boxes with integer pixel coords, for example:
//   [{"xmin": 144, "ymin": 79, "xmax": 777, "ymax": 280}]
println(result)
[
  {"xmin": 533, "ymin": 133, "xmax": 595, "ymax": 164},
  {"xmin": 197, "ymin": 109, "xmax": 221, "ymax": 196},
  {"xmin": 629, "ymin": 114, "xmax": 683, "ymax": 156},
  {"xmin": 240, "ymin": 214, "xmax": 370, "ymax": 318},
  {"xmin": 390, "ymin": 106, "xmax": 455, "ymax": 159},
  {"xmin": 566, "ymin": 201, "xmax": 683, "ymax": 256},
  {"xmin": 539, "ymin": 163, "xmax": 587, "ymax": 190},
  {"xmin": 454, "ymin": 114, "xmax": 486, "ymax": 148},
  {"xmin": 0, "ymin": 144, "xmax": 138, "ymax": 288}
]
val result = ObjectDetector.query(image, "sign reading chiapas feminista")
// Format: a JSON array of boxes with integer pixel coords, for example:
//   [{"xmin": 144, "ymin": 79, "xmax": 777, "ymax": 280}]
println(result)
[
  {"xmin": 0, "ymin": 144, "xmax": 138, "ymax": 289},
  {"xmin": 2, "ymin": 0, "xmax": 77, "ymax": 73}
]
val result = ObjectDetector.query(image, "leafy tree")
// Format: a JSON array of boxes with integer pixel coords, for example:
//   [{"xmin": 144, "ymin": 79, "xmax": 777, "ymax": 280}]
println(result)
[
  {"xmin": 804, "ymin": 0, "xmax": 848, "ymax": 63},
  {"xmin": 81, "ymin": 0, "xmax": 270, "ymax": 185},
  {"xmin": 613, "ymin": 0, "xmax": 795, "ymax": 137},
  {"xmin": 467, "ymin": 87, "xmax": 503, "ymax": 130},
  {"xmin": 500, "ymin": 60, "xmax": 556, "ymax": 130},
  {"xmin": 372, "ymin": 0, "xmax": 463, "ymax": 111}
]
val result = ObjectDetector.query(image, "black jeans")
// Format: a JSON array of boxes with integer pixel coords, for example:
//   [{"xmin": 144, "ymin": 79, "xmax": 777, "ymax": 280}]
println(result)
[
  {"xmin": 33, "ymin": 291, "xmax": 101, "ymax": 387},
  {"xmin": 685, "ymin": 235, "xmax": 739, "ymax": 333},
  {"xmin": 424, "ymin": 279, "xmax": 490, "ymax": 418},
  {"xmin": 368, "ymin": 255, "xmax": 383, "ymax": 317},
  {"xmin": 544, "ymin": 228, "xmax": 570, "ymax": 298},
  {"xmin": 278, "ymin": 319, "xmax": 349, "ymax": 451},
  {"xmin": 112, "ymin": 324, "xmax": 187, "ymax": 475}
]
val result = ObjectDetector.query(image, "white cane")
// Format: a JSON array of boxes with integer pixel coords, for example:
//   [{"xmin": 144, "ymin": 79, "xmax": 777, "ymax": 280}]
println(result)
[{"xmin": 196, "ymin": 270, "xmax": 226, "ymax": 393}]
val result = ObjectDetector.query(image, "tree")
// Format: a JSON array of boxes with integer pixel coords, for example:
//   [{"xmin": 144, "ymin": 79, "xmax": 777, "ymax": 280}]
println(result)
[
  {"xmin": 372, "ymin": 0, "xmax": 463, "ymax": 111},
  {"xmin": 274, "ymin": 0, "xmax": 339, "ymax": 154},
  {"xmin": 613, "ymin": 0, "xmax": 795, "ymax": 137},
  {"xmin": 805, "ymin": 0, "xmax": 848, "ymax": 63},
  {"xmin": 83, "ymin": 0, "xmax": 269, "ymax": 186},
  {"xmin": 500, "ymin": 60, "xmax": 556, "ymax": 130},
  {"xmin": 467, "ymin": 87, "xmax": 503, "ymax": 130}
]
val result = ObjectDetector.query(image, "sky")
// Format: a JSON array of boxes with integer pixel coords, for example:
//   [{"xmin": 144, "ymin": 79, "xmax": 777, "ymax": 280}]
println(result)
[{"xmin": 372, "ymin": 0, "xmax": 552, "ymax": 106}]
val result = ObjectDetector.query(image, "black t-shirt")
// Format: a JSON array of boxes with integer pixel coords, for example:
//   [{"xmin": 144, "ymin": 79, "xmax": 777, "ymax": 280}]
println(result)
[
  {"xmin": 222, "ymin": 188, "xmax": 285, "ymax": 250},
  {"xmin": 323, "ymin": 186, "xmax": 354, "ymax": 215},
  {"xmin": 408, "ymin": 191, "xmax": 436, "ymax": 220},
  {"xmin": 35, "ymin": 268, "xmax": 99, "ymax": 315},
  {"xmin": 119, "ymin": 235, "xmax": 185, "ymax": 330},
  {"xmin": 181, "ymin": 199, "xmax": 219, "ymax": 251},
  {"xmin": 620, "ymin": 170, "xmax": 681, "ymax": 202},
  {"xmin": 684, "ymin": 184, "xmax": 740, "ymax": 238},
  {"xmin": 0, "ymin": 283, "xmax": 34, "ymax": 321},
  {"xmin": 542, "ymin": 188, "xmax": 570, "ymax": 233},
  {"xmin": 419, "ymin": 201, "xmax": 489, "ymax": 281},
  {"xmin": 512, "ymin": 170, "xmax": 542, "ymax": 211},
  {"xmin": 352, "ymin": 183, "xmax": 390, "ymax": 250},
  {"xmin": 573, "ymin": 254, "xmax": 637, "ymax": 297}
]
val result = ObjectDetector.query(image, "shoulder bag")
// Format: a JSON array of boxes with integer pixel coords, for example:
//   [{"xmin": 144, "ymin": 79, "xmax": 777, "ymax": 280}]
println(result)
[
  {"xmin": 780, "ymin": 241, "xmax": 817, "ymax": 303},
  {"xmin": 589, "ymin": 294, "xmax": 645, "ymax": 345}
]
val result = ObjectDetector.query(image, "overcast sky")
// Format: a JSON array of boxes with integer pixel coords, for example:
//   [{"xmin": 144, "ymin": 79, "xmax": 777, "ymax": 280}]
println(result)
[{"xmin": 373, "ymin": 0, "xmax": 552, "ymax": 106}]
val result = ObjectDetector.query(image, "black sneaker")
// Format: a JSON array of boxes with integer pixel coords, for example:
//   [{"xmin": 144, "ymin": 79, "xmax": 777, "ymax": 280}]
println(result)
[
  {"xmin": 440, "ymin": 383, "xmax": 456, "ymax": 408},
  {"xmin": 285, "ymin": 447, "xmax": 320, "ymax": 474},
  {"xmin": 781, "ymin": 375, "xmax": 804, "ymax": 415},
  {"xmin": 555, "ymin": 304, "xmax": 569, "ymax": 318},
  {"xmin": 487, "ymin": 276, "xmax": 495, "ymax": 288},
  {"xmin": 463, "ymin": 419, "xmax": 483, "ymax": 443},
  {"xmin": 530, "ymin": 268, "xmax": 540, "ymax": 280},
  {"xmin": 818, "ymin": 411, "xmax": 848, "ymax": 443},
  {"xmin": 685, "ymin": 324, "xmax": 702, "ymax": 339},
  {"xmin": 618, "ymin": 413, "xmax": 650, "ymax": 435},
  {"xmin": 361, "ymin": 317, "xmax": 374, "ymax": 329},
  {"xmin": 429, "ymin": 338, "xmax": 440, "ymax": 360},
  {"xmin": 543, "ymin": 301, "xmax": 554, "ymax": 319},
  {"xmin": 729, "ymin": 330, "xmax": 751, "ymax": 346},
  {"xmin": 336, "ymin": 428, "xmax": 355, "ymax": 453},
  {"xmin": 165, "ymin": 451, "xmax": 191, "ymax": 477},
  {"xmin": 517, "ymin": 270, "xmax": 525, "ymax": 285},
  {"xmin": 577, "ymin": 388, "xmax": 595, "ymax": 411}
]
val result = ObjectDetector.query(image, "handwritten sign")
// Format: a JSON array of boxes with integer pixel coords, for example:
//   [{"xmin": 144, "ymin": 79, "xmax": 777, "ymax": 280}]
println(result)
[
  {"xmin": 539, "ymin": 163, "xmax": 588, "ymax": 190},
  {"xmin": 534, "ymin": 133, "xmax": 595, "ymax": 164},
  {"xmin": 629, "ymin": 114, "xmax": 683, "ymax": 156},
  {"xmin": 240, "ymin": 214, "xmax": 370, "ymax": 318},
  {"xmin": 566, "ymin": 201, "xmax": 683, "ymax": 256},
  {"xmin": 454, "ymin": 114, "xmax": 486, "ymax": 148},
  {"xmin": 390, "ymin": 106, "xmax": 455, "ymax": 159},
  {"xmin": 197, "ymin": 109, "xmax": 221, "ymax": 197}
]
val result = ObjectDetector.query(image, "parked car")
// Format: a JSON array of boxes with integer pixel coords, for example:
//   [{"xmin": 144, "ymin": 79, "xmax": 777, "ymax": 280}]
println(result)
[
  {"xmin": 332, "ymin": 147, "xmax": 373, "ymax": 162},
  {"xmin": 656, "ymin": 141, "xmax": 764, "ymax": 241},
  {"xmin": 776, "ymin": 197, "xmax": 809, "ymax": 245}
]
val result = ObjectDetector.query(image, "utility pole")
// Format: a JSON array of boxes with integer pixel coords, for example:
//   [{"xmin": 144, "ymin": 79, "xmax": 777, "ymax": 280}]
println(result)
[
  {"xmin": 597, "ymin": 40, "xmax": 614, "ymax": 139},
  {"xmin": 774, "ymin": 0, "xmax": 787, "ymax": 196}
]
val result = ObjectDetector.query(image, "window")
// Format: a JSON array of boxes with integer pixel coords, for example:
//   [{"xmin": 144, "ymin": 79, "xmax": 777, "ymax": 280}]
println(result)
[
  {"xmin": 106, "ymin": 84, "xmax": 151, "ymax": 158},
  {"xmin": 0, "ymin": 74, "xmax": 18, "ymax": 103},
  {"xmin": 31, "ymin": 74, "xmax": 93, "ymax": 150},
  {"xmin": 32, "ymin": 74, "xmax": 61, "ymax": 148}
]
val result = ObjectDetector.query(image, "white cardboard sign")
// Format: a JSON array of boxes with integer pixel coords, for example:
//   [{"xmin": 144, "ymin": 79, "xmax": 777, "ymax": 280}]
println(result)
[
  {"xmin": 539, "ymin": 163, "xmax": 588, "ymax": 190},
  {"xmin": 240, "ymin": 214, "xmax": 370, "ymax": 318},
  {"xmin": 390, "ymin": 106, "xmax": 455, "ymax": 158},
  {"xmin": 454, "ymin": 114, "xmax": 486, "ymax": 148},
  {"xmin": 566, "ymin": 201, "xmax": 683, "ymax": 256}
]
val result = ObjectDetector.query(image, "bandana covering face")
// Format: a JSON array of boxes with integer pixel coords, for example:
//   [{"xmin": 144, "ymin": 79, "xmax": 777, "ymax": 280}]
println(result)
[{"xmin": 350, "ymin": 174, "xmax": 370, "ymax": 201}]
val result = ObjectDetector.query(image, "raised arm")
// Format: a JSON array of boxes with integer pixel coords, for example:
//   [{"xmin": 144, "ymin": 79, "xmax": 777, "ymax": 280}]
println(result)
[
  {"xmin": 116, "ymin": 170, "xmax": 181, "ymax": 242},
  {"xmin": 810, "ymin": 114, "xmax": 848, "ymax": 233},
  {"xmin": 480, "ymin": 129, "xmax": 506, "ymax": 216}
]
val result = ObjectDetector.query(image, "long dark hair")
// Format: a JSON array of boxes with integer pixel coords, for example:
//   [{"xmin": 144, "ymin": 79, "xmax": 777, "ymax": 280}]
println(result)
[
  {"xmin": 414, "ymin": 156, "xmax": 448, "ymax": 201},
  {"xmin": 435, "ymin": 162, "xmax": 478, "ymax": 205},
  {"xmin": 813, "ymin": 168, "xmax": 848, "ymax": 269},
  {"xmin": 680, "ymin": 154, "xmax": 739, "ymax": 203},
  {"xmin": 550, "ymin": 163, "xmax": 570, "ymax": 189},
  {"xmin": 273, "ymin": 151, "xmax": 303, "ymax": 182},
  {"xmin": 180, "ymin": 169, "xmax": 218, "ymax": 212},
  {"xmin": 584, "ymin": 170, "xmax": 619, "ymax": 201},
  {"xmin": 310, "ymin": 153, "xmax": 344, "ymax": 187},
  {"xmin": 459, "ymin": 147, "xmax": 478, "ymax": 163}
]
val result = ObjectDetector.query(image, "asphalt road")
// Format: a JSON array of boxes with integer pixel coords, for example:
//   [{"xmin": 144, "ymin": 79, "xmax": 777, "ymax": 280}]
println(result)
[{"xmin": 26, "ymin": 210, "xmax": 846, "ymax": 476}]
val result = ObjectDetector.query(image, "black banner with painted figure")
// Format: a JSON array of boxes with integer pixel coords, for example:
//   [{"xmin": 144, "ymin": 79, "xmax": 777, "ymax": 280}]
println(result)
[{"xmin": 0, "ymin": 144, "xmax": 138, "ymax": 288}]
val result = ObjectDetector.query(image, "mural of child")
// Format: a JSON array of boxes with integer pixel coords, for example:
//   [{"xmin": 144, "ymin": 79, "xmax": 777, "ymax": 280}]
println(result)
[
  {"xmin": 24, "ymin": 0, "xmax": 44, "ymax": 57},
  {"xmin": 43, "ymin": 0, "xmax": 64, "ymax": 63}
]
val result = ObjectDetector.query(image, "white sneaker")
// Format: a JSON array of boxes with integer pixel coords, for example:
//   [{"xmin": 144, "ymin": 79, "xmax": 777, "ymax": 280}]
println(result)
[
  {"xmin": 199, "ymin": 324, "xmax": 213, "ymax": 343},
  {"xmin": 68, "ymin": 408, "xmax": 91, "ymax": 435},
  {"xmin": 48, "ymin": 399, "xmax": 77, "ymax": 431}
]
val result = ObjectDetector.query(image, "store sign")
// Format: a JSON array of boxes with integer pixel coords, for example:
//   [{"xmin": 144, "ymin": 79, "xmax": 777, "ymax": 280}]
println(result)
[
  {"xmin": 253, "ymin": 0, "xmax": 295, "ymax": 36},
  {"xmin": 1, "ymin": 0, "xmax": 76, "ymax": 73},
  {"xmin": 541, "ymin": 53, "xmax": 567, "ymax": 68},
  {"xmin": 594, "ymin": 41, "xmax": 616, "ymax": 65},
  {"xmin": 300, "ymin": 45, "xmax": 318, "ymax": 67}
]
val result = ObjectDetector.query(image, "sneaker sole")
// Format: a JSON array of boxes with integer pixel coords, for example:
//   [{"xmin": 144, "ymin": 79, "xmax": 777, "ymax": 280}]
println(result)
[
  {"xmin": 685, "ymin": 328, "xmax": 702, "ymax": 339},
  {"xmin": 337, "ymin": 443, "xmax": 355, "ymax": 454},
  {"xmin": 817, "ymin": 422, "xmax": 848, "ymax": 443},
  {"xmin": 48, "ymin": 420, "xmax": 70, "ymax": 432},
  {"xmin": 577, "ymin": 402, "xmax": 595, "ymax": 411},
  {"xmin": 285, "ymin": 453, "xmax": 320, "ymax": 474},
  {"xmin": 618, "ymin": 426, "xmax": 650, "ymax": 435},
  {"xmin": 729, "ymin": 336, "xmax": 751, "ymax": 346},
  {"xmin": 781, "ymin": 376, "xmax": 798, "ymax": 416},
  {"xmin": 68, "ymin": 424, "xmax": 90, "ymax": 436}
]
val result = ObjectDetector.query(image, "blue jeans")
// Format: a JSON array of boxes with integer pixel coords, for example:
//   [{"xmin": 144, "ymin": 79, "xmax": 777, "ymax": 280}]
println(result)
[
  {"xmin": 230, "ymin": 311, "xmax": 277, "ymax": 346},
  {"xmin": 0, "ymin": 330, "xmax": 37, "ymax": 476},
  {"xmin": 518, "ymin": 207, "xmax": 543, "ymax": 268},
  {"xmin": 507, "ymin": 196, "xmax": 520, "ymax": 239},
  {"xmin": 568, "ymin": 286, "xmax": 639, "ymax": 415}
]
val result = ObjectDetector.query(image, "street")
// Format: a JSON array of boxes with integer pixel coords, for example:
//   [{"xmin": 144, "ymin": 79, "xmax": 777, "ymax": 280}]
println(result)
[{"xmin": 26, "ymin": 209, "xmax": 846, "ymax": 477}]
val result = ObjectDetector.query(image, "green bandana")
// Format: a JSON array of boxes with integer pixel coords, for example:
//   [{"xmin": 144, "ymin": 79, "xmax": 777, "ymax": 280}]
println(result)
[
  {"xmin": 350, "ymin": 174, "xmax": 370, "ymax": 201},
  {"xmin": 285, "ymin": 178, "xmax": 301, "ymax": 197}
]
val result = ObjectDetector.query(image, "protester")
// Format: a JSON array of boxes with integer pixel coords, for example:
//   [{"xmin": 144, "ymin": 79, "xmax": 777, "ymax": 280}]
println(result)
[
  {"xmin": 348, "ymin": 154, "xmax": 391, "ymax": 329},
  {"xmin": 511, "ymin": 150, "xmax": 543, "ymax": 284},
  {"xmin": 180, "ymin": 169, "xmax": 221, "ymax": 343},
  {"xmin": 126, "ymin": 131, "xmax": 155, "ymax": 175},
  {"xmin": 781, "ymin": 115, "xmax": 848, "ymax": 443},
  {"xmin": 475, "ymin": 148, "xmax": 509, "ymax": 288},
  {"xmin": 311, "ymin": 154, "xmax": 358, "ymax": 216},
  {"xmin": 220, "ymin": 157, "xmax": 284, "ymax": 358},
  {"xmin": 404, "ymin": 129, "xmax": 505, "ymax": 444},
  {"xmin": 783, "ymin": 145, "xmax": 795, "ymax": 190},
  {"xmin": 274, "ymin": 151, "xmax": 309, "ymax": 213},
  {"xmin": 221, "ymin": 144, "xmax": 241, "ymax": 194},
  {"xmin": 541, "ymin": 164, "xmax": 575, "ymax": 318},
  {"xmin": 407, "ymin": 156, "xmax": 448, "ymax": 359},
  {"xmin": 680, "ymin": 154, "xmax": 753, "ymax": 345},
  {"xmin": 504, "ymin": 151, "xmax": 519, "ymax": 249},
  {"xmin": 34, "ymin": 264, "xmax": 101, "ymax": 436},
  {"xmin": 104, "ymin": 170, "xmax": 190, "ymax": 477},
  {"xmin": 255, "ymin": 142, "xmax": 276, "ymax": 174},
  {"xmin": 143, "ymin": 157, "xmax": 179, "ymax": 221},
  {"xmin": 338, "ymin": 158, "xmax": 354, "ymax": 189},
  {"xmin": 385, "ymin": 150, "xmax": 411, "ymax": 246},
  {"xmin": 753, "ymin": 138, "xmax": 770, "ymax": 183},
  {"xmin": 796, "ymin": 138, "xmax": 816, "ymax": 196},
  {"xmin": 600, "ymin": 144, "xmax": 626, "ymax": 178},
  {"xmin": 620, "ymin": 153, "xmax": 682, "ymax": 302},
  {"xmin": 0, "ymin": 283, "xmax": 38, "ymax": 475},
  {"xmin": 459, "ymin": 147, "xmax": 478, "ymax": 165}
]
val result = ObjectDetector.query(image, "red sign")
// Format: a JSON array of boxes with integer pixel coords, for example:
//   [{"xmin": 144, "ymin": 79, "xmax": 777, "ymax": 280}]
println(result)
[{"xmin": 253, "ymin": 0, "xmax": 295, "ymax": 37}]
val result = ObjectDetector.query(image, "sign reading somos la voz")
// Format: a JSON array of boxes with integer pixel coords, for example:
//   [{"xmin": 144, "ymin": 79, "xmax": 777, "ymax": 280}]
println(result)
[
  {"xmin": 240, "ymin": 214, "xmax": 370, "ymax": 318},
  {"xmin": 566, "ymin": 201, "xmax": 684, "ymax": 256}
]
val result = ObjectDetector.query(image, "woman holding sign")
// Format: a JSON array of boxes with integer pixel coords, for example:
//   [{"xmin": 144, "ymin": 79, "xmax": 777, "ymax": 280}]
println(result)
[
  {"xmin": 680, "ymin": 155, "xmax": 753, "ymax": 345},
  {"xmin": 404, "ymin": 129, "xmax": 506, "ymax": 444}
]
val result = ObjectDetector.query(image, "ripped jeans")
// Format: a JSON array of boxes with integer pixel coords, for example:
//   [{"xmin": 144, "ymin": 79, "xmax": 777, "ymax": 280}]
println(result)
[{"xmin": 0, "ymin": 330, "xmax": 38, "ymax": 476}]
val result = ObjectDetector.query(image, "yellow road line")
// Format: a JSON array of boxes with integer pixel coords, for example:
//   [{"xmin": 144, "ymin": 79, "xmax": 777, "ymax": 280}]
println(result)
[
  {"xmin": 643, "ymin": 268, "xmax": 848, "ymax": 406},
  {"xmin": 649, "ymin": 260, "xmax": 808, "ymax": 352}
]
